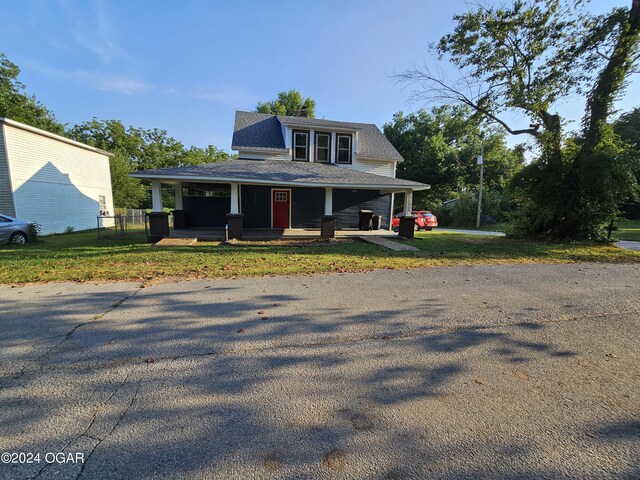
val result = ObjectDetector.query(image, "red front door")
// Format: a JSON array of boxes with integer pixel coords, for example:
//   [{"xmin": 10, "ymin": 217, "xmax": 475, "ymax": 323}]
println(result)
[{"xmin": 272, "ymin": 189, "xmax": 290, "ymax": 228}]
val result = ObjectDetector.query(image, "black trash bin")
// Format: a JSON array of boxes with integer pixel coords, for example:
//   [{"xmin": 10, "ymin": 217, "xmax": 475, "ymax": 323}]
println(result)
[
  {"xmin": 359, "ymin": 210, "xmax": 373, "ymax": 230},
  {"xmin": 372, "ymin": 215, "xmax": 382, "ymax": 230}
]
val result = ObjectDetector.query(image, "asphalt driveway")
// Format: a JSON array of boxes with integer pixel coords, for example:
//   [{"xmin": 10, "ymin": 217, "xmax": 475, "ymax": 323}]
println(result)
[{"xmin": 1, "ymin": 263, "xmax": 639, "ymax": 479}]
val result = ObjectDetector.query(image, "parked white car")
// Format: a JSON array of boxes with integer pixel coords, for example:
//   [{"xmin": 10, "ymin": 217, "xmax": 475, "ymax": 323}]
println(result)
[{"xmin": 0, "ymin": 214, "xmax": 31, "ymax": 245}]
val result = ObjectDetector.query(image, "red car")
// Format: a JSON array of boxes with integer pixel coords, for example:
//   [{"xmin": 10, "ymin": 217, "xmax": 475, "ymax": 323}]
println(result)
[{"xmin": 392, "ymin": 211, "xmax": 438, "ymax": 232}]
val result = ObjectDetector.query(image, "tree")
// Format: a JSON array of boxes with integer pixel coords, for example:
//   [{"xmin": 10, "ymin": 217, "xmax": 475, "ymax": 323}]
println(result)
[
  {"xmin": 256, "ymin": 89, "xmax": 316, "ymax": 117},
  {"xmin": 383, "ymin": 106, "xmax": 525, "ymax": 209},
  {"xmin": 397, "ymin": 0, "xmax": 640, "ymax": 240},
  {"xmin": 614, "ymin": 107, "xmax": 640, "ymax": 150},
  {"xmin": 0, "ymin": 52, "xmax": 65, "ymax": 134},
  {"xmin": 68, "ymin": 119, "xmax": 146, "ymax": 208},
  {"xmin": 68, "ymin": 119, "xmax": 232, "ymax": 208}
]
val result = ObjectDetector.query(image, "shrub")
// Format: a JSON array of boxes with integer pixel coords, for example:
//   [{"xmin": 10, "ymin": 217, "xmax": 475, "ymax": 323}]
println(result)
[
  {"xmin": 28, "ymin": 222, "xmax": 42, "ymax": 242},
  {"xmin": 434, "ymin": 189, "xmax": 511, "ymax": 227}
]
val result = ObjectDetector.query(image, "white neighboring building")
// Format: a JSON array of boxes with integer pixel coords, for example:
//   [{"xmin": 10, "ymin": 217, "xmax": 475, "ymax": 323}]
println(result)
[{"xmin": 0, "ymin": 117, "xmax": 114, "ymax": 234}]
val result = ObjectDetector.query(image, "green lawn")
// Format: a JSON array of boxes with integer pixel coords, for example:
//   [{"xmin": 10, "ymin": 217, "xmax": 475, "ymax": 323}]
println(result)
[
  {"xmin": 443, "ymin": 223, "xmax": 506, "ymax": 232},
  {"xmin": 613, "ymin": 220, "xmax": 640, "ymax": 241},
  {"xmin": 0, "ymin": 228, "xmax": 638, "ymax": 284}
]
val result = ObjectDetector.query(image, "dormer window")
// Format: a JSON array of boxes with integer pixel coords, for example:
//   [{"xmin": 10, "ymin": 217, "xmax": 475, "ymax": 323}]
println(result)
[
  {"xmin": 315, "ymin": 132, "xmax": 331, "ymax": 163},
  {"xmin": 292, "ymin": 130, "xmax": 309, "ymax": 161},
  {"xmin": 336, "ymin": 134, "xmax": 352, "ymax": 164}
]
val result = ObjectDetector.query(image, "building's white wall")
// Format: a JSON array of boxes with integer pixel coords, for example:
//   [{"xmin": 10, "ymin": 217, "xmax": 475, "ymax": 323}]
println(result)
[
  {"xmin": 5, "ymin": 123, "xmax": 114, "ymax": 234},
  {"xmin": 237, "ymin": 150, "xmax": 290, "ymax": 161},
  {"xmin": 0, "ymin": 124, "xmax": 16, "ymax": 216},
  {"xmin": 343, "ymin": 158, "xmax": 396, "ymax": 178}
]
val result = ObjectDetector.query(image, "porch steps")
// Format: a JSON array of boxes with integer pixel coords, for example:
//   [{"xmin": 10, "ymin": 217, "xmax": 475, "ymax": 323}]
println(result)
[
  {"xmin": 358, "ymin": 236, "xmax": 420, "ymax": 252},
  {"xmin": 154, "ymin": 237, "xmax": 198, "ymax": 247}
]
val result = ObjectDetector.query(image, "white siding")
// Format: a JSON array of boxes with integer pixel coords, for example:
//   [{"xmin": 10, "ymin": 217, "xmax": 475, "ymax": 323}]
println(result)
[
  {"xmin": 5, "ymin": 123, "xmax": 114, "ymax": 234},
  {"xmin": 237, "ymin": 150, "xmax": 290, "ymax": 161},
  {"xmin": 343, "ymin": 158, "xmax": 396, "ymax": 178},
  {"xmin": 0, "ymin": 125, "xmax": 16, "ymax": 216},
  {"xmin": 283, "ymin": 126, "xmax": 292, "ymax": 149}
]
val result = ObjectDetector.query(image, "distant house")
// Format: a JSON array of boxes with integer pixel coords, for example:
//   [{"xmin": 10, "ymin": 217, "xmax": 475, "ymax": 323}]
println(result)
[
  {"xmin": 0, "ymin": 118, "xmax": 114, "ymax": 234},
  {"xmin": 131, "ymin": 109, "xmax": 429, "ymax": 238}
]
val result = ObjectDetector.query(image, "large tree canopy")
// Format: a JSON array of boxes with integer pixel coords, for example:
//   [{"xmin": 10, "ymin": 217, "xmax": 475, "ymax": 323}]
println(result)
[
  {"xmin": 0, "ymin": 53, "xmax": 64, "ymax": 135},
  {"xmin": 68, "ymin": 119, "xmax": 231, "ymax": 208},
  {"xmin": 398, "ymin": 0, "xmax": 640, "ymax": 240},
  {"xmin": 383, "ymin": 106, "xmax": 524, "ymax": 208},
  {"xmin": 256, "ymin": 89, "xmax": 316, "ymax": 117}
]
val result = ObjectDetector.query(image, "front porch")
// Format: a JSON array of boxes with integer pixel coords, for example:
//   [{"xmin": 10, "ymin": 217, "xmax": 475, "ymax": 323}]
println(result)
[
  {"xmin": 131, "ymin": 159, "xmax": 430, "ymax": 242},
  {"xmin": 146, "ymin": 179, "xmax": 417, "ymax": 241},
  {"xmin": 170, "ymin": 227, "xmax": 397, "ymax": 241}
]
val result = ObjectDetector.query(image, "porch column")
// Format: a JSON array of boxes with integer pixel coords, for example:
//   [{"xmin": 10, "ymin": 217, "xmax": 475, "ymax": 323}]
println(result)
[
  {"xmin": 389, "ymin": 193, "xmax": 395, "ymax": 230},
  {"xmin": 172, "ymin": 183, "xmax": 188, "ymax": 230},
  {"xmin": 226, "ymin": 182, "xmax": 243, "ymax": 240},
  {"xmin": 230, "ymin": 182, "xmax": 239, "ymax": 214},
  {"xmin": 148, "ymin": 180, "xmax": 169, "ymax": 242},
  {"xmin": 321, "ymin": 186, "xmax": 337, "ymax": 239},
  {"xmin": 174, "ymin": 183, "xmax": 183, "ymax": 210},
  {"xmin": 324, "ymin": 187, "xmax": 333, "ymax": 215},
  {"xmin": 398, "ymin": 189, "xmax": 416, "ymax": 239},
  {"xmin": 403, "ymin": 190, "xmax": 413, "ymax": 215},
  {"xmin": 151, "ymin": 180, "xmax": 163, "ymax": 212}
]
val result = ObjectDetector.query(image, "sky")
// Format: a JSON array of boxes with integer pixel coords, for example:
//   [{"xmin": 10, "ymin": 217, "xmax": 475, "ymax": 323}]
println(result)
[{"xmin": 1, "ymin": 0, "xmax": 638, "ymax": 153}]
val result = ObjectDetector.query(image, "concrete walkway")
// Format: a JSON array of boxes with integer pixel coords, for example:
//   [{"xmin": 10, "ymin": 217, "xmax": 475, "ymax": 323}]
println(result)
[
  {"xmin": 171, "ymin": 228, "xmax": 396, "ymax": 241},
  {"xmin": 617, "ymin": 240, "xmax": 640, "ymax": 251},
  {"xmin": 358, "ymin": 235, "xmax": 420, "ymax": 251}
]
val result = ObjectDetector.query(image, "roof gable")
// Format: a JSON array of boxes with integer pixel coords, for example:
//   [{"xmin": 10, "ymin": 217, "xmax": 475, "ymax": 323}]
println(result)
[{"xmin": 232, "ymin": 111, "xmax": 404, "ymax": 162}]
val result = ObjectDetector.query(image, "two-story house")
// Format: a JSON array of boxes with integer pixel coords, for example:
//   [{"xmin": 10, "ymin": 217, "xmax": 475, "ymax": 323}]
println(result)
[{"xmin": 131, "ymin": 109, "xmax": 430, "ymax": 239}]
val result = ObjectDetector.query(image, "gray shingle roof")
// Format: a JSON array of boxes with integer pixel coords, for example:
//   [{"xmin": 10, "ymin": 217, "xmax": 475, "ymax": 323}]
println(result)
[
  {"xmin": 231, "ymin": 112, "xmax": 287, "ymax": 152},
  {"xmin": 231, "ymin": 111, "xmax": 404, "ymax": 162},
  {"xmin": 131, "ymin": 159, "xmax": 428, "ymax": 190}
]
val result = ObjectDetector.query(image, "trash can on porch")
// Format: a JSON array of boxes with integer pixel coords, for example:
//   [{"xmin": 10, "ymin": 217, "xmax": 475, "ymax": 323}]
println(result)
[
  {"xmin": 359, "ymin": 210, "xmax": 373, "ymax": 230},
  {"xmin": 372, "ymin": 215, "xmax": 382, "ymax": 230}
]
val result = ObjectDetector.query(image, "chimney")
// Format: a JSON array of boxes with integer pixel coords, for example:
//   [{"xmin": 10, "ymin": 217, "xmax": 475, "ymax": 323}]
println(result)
[{"xmin": 298, "ymin": 105, "xmax": 308, "ymax": 117}]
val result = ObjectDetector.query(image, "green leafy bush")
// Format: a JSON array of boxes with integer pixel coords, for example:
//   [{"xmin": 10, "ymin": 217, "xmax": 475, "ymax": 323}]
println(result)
[
  {"xmin": 434, "ymin": 189, "xmax": 511, "ymax": 227},
  {"xmin": 28, "ymin": 222, "xmax": 42, "ymax": 242}
]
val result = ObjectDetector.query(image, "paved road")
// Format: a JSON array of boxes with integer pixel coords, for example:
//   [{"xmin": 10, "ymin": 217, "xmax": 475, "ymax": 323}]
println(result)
[{"xmin": 1, "ymin": 264, "xmax": 639, "ymax": 479}]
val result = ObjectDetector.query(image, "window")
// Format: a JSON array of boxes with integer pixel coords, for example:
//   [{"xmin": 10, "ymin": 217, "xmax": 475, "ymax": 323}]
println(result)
[
  {"xmin": 274, "ymin": 191, "xmax": 288, "ymax": 202},
  {"xmin": 292, "ymin": 130, "xmax": 309, "ymax": 161},
  {"xmin": 315, "ymin": 132, "xmax": 331, "ymax": 163},
  {"xmin": 336, "ymin": 134, "xmax": 352, "ymax": 164},
  {"xmin": 0, "ymin": 216, "xmax": 10, "ymax": 223}
]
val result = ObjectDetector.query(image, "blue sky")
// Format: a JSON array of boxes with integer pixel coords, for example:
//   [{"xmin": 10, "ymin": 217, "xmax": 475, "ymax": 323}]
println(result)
[{"xmin": 1, "ymin": 0, "xmax": 637, "ymax": 152}]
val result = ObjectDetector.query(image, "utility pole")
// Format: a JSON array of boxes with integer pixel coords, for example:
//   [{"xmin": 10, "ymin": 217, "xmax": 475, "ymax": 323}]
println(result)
[{"xmin": 476, "ymin": 139, "xmax": 484, "ymax": 228}]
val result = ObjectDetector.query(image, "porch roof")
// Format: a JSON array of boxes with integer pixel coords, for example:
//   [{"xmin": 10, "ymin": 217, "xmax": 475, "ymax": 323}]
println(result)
[{"xmin": 130, "ymin": 159, "xmax": 430, "ymax": 191}]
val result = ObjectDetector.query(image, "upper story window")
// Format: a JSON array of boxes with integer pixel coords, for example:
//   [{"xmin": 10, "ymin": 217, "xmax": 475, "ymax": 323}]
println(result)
[
  {"xmin": 315, "ymin": 132, "xmax": 331, "ymax": 163},
  {"xmin": 336, "ymin": 134, "xmax": 352, "ymax": 164},
  {"xmin": 292, "ymin": 130, "xmax": 309, "ymax": 161}
]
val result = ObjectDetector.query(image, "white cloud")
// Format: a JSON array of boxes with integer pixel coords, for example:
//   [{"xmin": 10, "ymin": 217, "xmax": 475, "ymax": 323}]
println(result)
[
  {"xmin": 92, "ymin": 75, "xmax": 152, "ymax": 95},
  {"xmin": 194, "ymin": 85, "xmax": 254, "ymax": 105},
  {"xmin": 23, "ymin": 61, "xmax": 152, "ymax": 96},
  {"xmin": 56, "ymin": 0, "xmax": 130, "ymax": 66}
]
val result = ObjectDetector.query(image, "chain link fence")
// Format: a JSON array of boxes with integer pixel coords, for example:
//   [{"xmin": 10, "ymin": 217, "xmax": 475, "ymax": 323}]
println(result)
[
  {"xmin": 97, "ymin": 209, "xmax": 148, "ymax": 239},
  {"xmin": 97, "ymin": 210, "xmax": 173, "ymax": 240}
]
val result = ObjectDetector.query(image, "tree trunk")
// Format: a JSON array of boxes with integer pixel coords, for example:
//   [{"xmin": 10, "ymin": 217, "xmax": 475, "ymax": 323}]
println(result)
[{"xmin": 580, "ymin": 0, "xmax": 640, "ymax": 160}]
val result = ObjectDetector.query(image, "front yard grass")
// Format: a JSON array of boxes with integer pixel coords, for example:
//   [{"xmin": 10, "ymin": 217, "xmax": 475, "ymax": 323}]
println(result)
[
  {"xmin": 1, "ymin": 229, "xmax": 638, "ymax": 284},
  {"xmin": 613, "ymin": 220, "xmax": 640, "ymax": 241}
]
